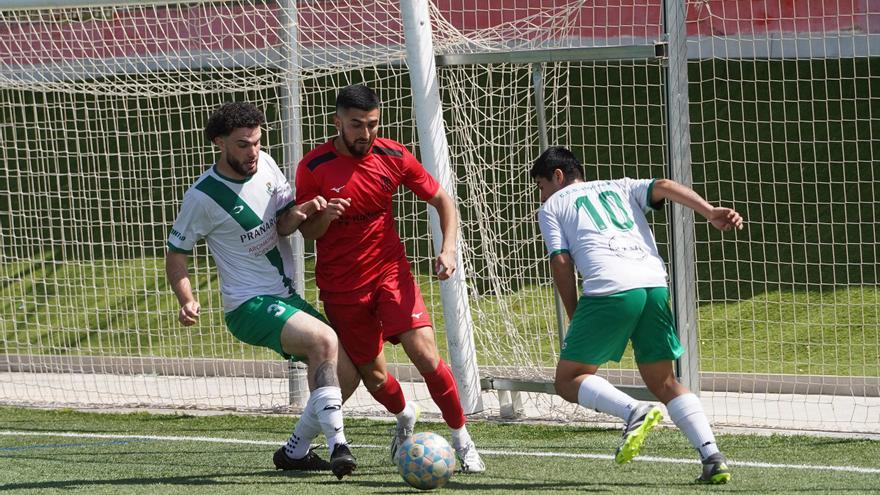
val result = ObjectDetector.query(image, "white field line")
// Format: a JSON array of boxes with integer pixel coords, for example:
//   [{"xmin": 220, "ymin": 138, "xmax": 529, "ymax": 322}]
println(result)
[{"xmin": 2, "ymin": 430, "xmax": 878, "ymax": 475}]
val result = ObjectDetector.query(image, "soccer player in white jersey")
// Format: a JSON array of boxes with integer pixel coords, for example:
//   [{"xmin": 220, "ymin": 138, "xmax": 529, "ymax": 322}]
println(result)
[
  {"xmin": 165, "ymin": 102, "xmax": 357, "ymax": 480},
  {"xmin": 531, "ymin": 146, "xmax": 743, "ymax": 484}
]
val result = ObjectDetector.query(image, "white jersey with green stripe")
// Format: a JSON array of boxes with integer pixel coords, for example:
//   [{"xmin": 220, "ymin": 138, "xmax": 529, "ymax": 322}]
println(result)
[
  {"xmin": 167, "ymin": 151, "xmax": 297, "ymax": 312},
  {"xmin": 537, "ymin": 178, "xmax": 668, "ymax": 296}
]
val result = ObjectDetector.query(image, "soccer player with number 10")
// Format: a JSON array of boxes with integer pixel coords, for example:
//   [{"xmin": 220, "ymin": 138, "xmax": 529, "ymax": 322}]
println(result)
[{"xmin": 532, "ymin": 146, "xmax": 743, "ymax": 484}]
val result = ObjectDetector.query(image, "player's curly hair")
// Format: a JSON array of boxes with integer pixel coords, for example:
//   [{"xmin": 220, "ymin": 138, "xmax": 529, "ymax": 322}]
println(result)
[
  {"xmin": 335, "ymin": 84, "xmax": 381, "ymax": 112},
  {"xmin": 204, "ymin": 102, "xmax": 265, "ymax": 141},
  {"xmin": 530, "ymin": 146, "xmax": 585, "ymax": 182}
]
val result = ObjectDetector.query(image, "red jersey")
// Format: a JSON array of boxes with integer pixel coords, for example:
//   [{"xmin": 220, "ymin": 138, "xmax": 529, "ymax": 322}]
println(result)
[{"xmin": 295, "ymin": 137, "xmax": 441, "ymax": 297}]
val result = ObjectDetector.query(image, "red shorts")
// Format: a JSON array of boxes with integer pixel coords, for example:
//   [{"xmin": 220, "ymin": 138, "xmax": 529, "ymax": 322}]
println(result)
[{"xmin": 321, "ymin": 262, "xmax": 432, "ymax": 365}]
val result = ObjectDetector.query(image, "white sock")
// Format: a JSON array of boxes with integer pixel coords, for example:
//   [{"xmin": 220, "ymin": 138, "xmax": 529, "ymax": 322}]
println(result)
[
  {"xmin": 450, "ymin": 424, "xmax": 472, "ymax": 450},
  {"xmin": 395, "ymin": 402, "xmax": 417, "ymax": 429},
  {"xmin": 667, "ymin": 392, "xmax": 719, "ymax": 460},
  {"xmin": 309, "ymin": 386, "xmax": 347, "ymax": 455},
  {"xmin": 284, "ymin": 399, "xmax": 321, "ymax": 459},
  {"xmin": 577, "ymin": 375, "xmax": 639, "ymax": 420}
]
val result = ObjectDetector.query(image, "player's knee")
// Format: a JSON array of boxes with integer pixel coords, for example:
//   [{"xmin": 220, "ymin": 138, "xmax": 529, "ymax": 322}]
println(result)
[
  {"xmin": 308, "ymin": 326, "xmax": 338, "ymax": 361},
  {"xmin": 553, "ymin": 376, "xmax": 578, "ymax": 403},
  {"xmin": 554, "ymin": 362, "xmax": 581, "ymax": 385},
  {"xmin": 361, "ymin": 367, "xmax": 388, "ymax": 391},
  {"xmin": 403, "ymin": 334, "xmax": 440, "ymax": 370},
  {"xmin": 410, "ymin": 348, "xmax": 438, "ymax": 370}
]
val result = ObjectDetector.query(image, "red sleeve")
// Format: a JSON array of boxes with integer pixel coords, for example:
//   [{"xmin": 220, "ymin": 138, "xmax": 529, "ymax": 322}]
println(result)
[
  {"xmin": 400, "ymin": 148, "xmax": 441, "ymax": 201},
  {"xmin": 294, "ymin": 159, "xmax": 319, "ymax": 204}
]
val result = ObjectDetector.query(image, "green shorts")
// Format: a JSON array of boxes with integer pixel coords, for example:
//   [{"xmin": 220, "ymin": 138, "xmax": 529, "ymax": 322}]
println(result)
[
  {"xmin": 224, "ymin": 292, "xmax": 328, "ymax": 361},
  {"xmin": 560, "ymin": 287, "xmax": 684, "ymax": 365}
]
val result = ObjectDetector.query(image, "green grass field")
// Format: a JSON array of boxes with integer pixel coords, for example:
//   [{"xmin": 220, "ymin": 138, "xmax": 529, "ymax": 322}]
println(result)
[{"xmin": 1, "ymin": 406, "xmax": 878, "ymax": 494}]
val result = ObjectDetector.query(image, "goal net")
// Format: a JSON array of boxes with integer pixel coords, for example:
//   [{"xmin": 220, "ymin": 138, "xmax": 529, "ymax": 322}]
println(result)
[{"xmin": 0, "ymin": 0, "xmax": 877, "ymax": 434}]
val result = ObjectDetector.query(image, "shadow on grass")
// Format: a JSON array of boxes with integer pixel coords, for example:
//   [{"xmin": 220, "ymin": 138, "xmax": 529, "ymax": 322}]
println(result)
[
  {"xmin": 0, "ymin": 468, "xmax": 329, "ymax": 492},
  {"xmin": 344, "ymin": 478, "xmax": 617, "ymax": 493}
]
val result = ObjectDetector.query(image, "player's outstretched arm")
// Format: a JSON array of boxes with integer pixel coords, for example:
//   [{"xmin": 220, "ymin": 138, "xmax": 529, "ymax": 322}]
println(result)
[
  {"xmin": 277, "ymin": 196, "xmax": 327, "ymax": 236},
  {"xmin": 426, "ymin": 188, "xmax": 459, "ymax": 281},
  {"xmin": 650, "ymin": 178, "xmax": 744, "ymax": 232},
  {"xmin": 165, "ymin": 250, "xmax": 200, "ymax": 326}
]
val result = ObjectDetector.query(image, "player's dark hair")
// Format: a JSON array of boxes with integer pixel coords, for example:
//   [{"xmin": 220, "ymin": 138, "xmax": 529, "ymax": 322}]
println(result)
[
  {"xmin": 530, "ymin": 146, "xmax": 585, "ymax": 182},
  {"xmin": 335, "ymin": 84, "xmax": 381, "ymax": 112},
  {"xmin": 204, "ymin": 102, "xmax": 265, "ymax": 141}
]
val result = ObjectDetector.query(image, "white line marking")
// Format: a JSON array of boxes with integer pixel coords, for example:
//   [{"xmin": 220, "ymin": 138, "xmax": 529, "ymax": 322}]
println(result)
[{"xmin": 2, "ymin": 430, "xmax": 878, "ymax": 474}]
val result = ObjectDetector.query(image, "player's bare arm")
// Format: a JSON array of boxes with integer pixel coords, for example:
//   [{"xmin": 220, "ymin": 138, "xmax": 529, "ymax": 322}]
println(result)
[
  {"xmin": 277, "ymin": 196, "xmax": 328, "ymax": 236},
  {"xmin": 650, "ymin": 178, "xmax": 744, "ymax": 232},
  {"xmin": 549, "ymin": 252, "xmax": 578, "ymax": 319},
  {"xmin": 298, "ymin": 197, "xmax": 351, "ymax": 240},
  {"xmin": 165, "ymin": 250, "xmax": 201, "ymax": 326},
  {"xmin": 427, "ymin": 188, "xmax": 458, "ymax": 280}
]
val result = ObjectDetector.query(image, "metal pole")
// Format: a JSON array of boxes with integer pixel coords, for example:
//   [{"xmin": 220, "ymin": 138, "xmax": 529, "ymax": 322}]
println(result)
[
  {"xmin": 663, "ymin": 0, "xmax": 700, "ymax": 395},
  {"xmin": 400, "ymin": 0, "xmax": 483, "ymax": 414},
  {"xmin": 531, "ymin": 63, "xmax": 569, "ymax": 345},
  {"xmin": 279, "ymin": 0, "xmax": 308, "ymax": 407}
]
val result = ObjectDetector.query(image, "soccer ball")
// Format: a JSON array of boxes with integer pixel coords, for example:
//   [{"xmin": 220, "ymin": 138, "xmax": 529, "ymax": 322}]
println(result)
[{"xmin": 396, "ymin": 432, "xmax": 456, "ymax": 490}]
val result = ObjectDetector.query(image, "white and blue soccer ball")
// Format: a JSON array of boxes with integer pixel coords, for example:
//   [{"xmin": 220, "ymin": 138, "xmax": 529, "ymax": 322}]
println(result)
[{"xmin": 396, "ymin": 431, "xmax": 456, "ymax": 490}]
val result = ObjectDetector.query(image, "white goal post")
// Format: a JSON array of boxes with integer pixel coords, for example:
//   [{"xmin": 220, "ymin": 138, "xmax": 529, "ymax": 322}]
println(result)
[
  {"xmin": 400, "ymin": 0, "xmax": 483, "ymax": 415},
  {"xmin": 1, "ymin": 0, "xmax": 877, "ymax": 435}
]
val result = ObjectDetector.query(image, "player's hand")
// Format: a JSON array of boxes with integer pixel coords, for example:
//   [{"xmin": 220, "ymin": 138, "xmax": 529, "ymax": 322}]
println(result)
[
  {"xmin": 293, "ymin": 196, "xmax": 327, "ymax": 221},
  {"xmin": 707, "ymin": 207, "xmax": 744, "ymax": 232},
  {"xmin": 323, "ymin": 197, "xmax": 350, "ymax": 222},
  {"xmin": 434, "ymin": 251, "xmax": 456, "ymax": 280},
  {"xmin": 178, "ymin": 300, "xmax": 201, "ymax": 326}
]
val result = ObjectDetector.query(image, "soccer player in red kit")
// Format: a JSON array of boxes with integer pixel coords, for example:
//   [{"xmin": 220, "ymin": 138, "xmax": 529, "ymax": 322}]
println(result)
[{"xmin": 296, "ymin": 84, "xmax": 485, "ymax": 473}]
